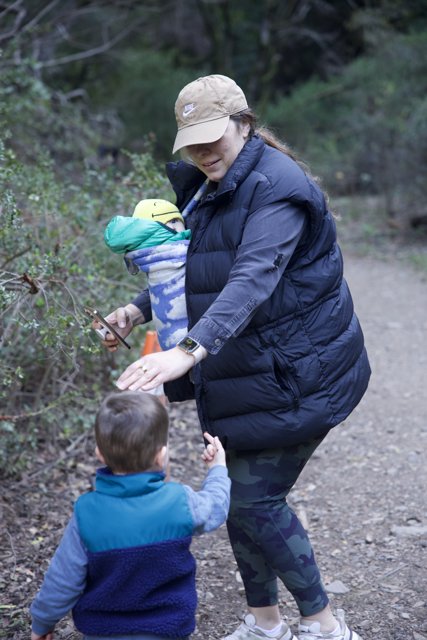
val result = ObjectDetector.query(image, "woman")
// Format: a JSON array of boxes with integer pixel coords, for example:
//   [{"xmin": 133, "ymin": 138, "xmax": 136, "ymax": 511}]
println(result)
[{"xmin": 105, "ymin": 75, "xmax": 371, "ymax": 640}]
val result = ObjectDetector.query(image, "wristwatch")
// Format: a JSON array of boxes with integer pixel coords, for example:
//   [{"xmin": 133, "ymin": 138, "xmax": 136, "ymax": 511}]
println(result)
[
  {"xmin": 176, "ymin": 336, "xmax": 206, "ymax": 365},
  {"xmin": 177, "ymin": 336, "xmax": 200, "ymax": 354}
]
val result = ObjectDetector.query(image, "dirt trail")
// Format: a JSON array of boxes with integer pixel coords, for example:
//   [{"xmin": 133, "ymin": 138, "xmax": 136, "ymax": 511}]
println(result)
[
  {"xmin": 191, "ymin": 252, "xmax": 427, "ymax": 640},
  {"xmin": 302, "ymin": 254, "xmax": 427, "ymax": 639},
  {"xmin": 1, "ymin": 252, "xmax": 427, "ymax": 640}
]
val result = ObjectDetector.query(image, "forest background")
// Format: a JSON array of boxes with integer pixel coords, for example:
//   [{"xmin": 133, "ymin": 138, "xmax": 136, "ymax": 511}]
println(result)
[{"xmin": 1, "ymin": 0, "xmax": 427, "ymax": 478}]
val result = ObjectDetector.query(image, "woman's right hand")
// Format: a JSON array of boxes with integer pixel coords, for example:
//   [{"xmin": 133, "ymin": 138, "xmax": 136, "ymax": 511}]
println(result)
[
  {"xmin": 115, "ymin": 346, "xmax": 195, "ymax": 390},
  {"xmin": 93, "ymin": 304, "xmax": 143, "ymax": 352}
]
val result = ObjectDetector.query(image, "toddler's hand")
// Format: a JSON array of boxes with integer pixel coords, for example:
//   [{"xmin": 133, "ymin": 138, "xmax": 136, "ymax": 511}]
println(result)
[{"xmin": 201, "ymin": 432, "xmax": 226, "ymax": 468}]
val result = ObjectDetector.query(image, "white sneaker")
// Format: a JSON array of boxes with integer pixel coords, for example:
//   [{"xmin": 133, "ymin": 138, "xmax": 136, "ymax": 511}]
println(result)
[
  {"xmin": 298, "ymin": 609, "xmax": 362, "ymax": 640},
  {"xmin": 224, "ymin": 614, "xmax": 298, "ymax": 640}
]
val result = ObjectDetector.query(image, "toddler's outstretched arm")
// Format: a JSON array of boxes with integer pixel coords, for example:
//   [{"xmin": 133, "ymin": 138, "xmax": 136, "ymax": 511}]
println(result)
[{"xmin": 183, "ymin": 432, "xmax": 230, "ymax": 535}]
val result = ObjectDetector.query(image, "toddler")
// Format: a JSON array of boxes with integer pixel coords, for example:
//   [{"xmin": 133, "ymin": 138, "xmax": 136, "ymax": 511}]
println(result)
[{"xmin": 30, "ymin": 391, "xmax": 230, "ymax": 640}]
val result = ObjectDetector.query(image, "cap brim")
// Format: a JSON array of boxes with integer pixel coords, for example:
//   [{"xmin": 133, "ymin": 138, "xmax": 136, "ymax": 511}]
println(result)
[{"xmin": 172, "ymin": 116, "xmax": 230, "ymax": 154}]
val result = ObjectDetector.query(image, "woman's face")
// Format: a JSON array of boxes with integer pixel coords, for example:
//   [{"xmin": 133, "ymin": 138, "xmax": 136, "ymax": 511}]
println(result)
[{"xmin": 185, "ymin": 119, "xmax": 250, "ymax": 182}]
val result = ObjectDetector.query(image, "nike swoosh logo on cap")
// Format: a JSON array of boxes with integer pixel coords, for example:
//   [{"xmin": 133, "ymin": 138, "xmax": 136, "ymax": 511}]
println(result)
[{"xmin": 183, "ymin": 103, "xmax": 196, "ymax": 117}]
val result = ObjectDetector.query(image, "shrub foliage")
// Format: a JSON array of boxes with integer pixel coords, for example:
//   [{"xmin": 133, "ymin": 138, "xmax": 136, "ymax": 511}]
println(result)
[{"xmin": 0, "ymin": 61, "xmax": 171, "ymax": 476}]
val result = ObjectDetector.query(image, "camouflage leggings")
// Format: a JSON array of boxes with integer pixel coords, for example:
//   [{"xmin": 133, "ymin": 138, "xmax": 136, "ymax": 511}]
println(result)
[{"xmin": 226, "ymin": 435, "xmax": 329, "ymax": 616}]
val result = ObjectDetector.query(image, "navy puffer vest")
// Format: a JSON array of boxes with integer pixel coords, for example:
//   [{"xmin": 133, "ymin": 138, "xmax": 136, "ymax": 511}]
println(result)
[{"xmin": 166, "ymin": 136, "xmax": 371, "ymax": 449}]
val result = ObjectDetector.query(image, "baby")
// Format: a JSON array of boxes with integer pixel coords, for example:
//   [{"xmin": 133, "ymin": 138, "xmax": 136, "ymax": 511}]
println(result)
[{"xmin": 104, "ymin": 199, "xmax": 190, "ymax": 351}]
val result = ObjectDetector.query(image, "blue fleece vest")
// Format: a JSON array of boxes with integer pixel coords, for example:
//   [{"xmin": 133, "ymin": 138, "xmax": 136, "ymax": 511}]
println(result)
[
  {"xmin": 166, "ymin": 136, "xmax": 371, "ymax": 448},
  {"xmin": 72, "ymin": 469, "xmax": 196, "ymax": 638}
]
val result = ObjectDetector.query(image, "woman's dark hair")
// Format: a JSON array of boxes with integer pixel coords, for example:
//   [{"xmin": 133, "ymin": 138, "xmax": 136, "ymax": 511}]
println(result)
[{"xmin": 231, "ymin": 109, "xmax": 313, "ymax": 177}]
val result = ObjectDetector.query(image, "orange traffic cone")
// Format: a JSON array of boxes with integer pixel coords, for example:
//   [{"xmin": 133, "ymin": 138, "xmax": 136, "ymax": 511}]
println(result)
[{"xmin": 141, "ymin": 330, "xmax": 162, "ymax": 356}]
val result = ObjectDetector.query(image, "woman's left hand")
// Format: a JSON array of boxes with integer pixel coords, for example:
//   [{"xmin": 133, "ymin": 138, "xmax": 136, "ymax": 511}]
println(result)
[{"xmin": 115, "ymin": 347, "xmax": 194, "ymax": 392}]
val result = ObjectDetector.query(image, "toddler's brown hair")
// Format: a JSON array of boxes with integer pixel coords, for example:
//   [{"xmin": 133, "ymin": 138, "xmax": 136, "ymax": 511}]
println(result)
[{"xmin": 95, "ymin": 391, "xmax": 168, "ymax": 473}]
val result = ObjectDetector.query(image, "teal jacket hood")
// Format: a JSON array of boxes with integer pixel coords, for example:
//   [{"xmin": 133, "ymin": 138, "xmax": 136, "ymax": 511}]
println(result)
[{"xmin": 104, "ymin": 216, "xmax": 191, "ymax": 254}]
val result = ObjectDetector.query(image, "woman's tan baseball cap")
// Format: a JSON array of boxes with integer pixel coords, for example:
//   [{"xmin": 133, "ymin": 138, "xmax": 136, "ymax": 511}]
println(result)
[{"xmin": 172, "ymin": 74, "xmax": 248, "ymax": 154}]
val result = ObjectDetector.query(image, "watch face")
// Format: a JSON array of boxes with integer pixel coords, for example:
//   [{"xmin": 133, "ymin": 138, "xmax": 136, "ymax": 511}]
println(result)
[{"xmin": 179, "ymin": 336, "xmax": 199, "ymax": 353}]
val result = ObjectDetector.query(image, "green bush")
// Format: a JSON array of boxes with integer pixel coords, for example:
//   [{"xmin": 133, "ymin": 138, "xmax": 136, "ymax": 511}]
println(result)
[
  {"xmin": 265, "ymin": 30, "xmax": 427, "ymax": 221},
  {"xmin": 0, "ymin": 61, "xmax": 171, "ymax": 476},
  {"xmin": 89, "ymin": 48, "xmax": 198, "ymax": 160}
]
